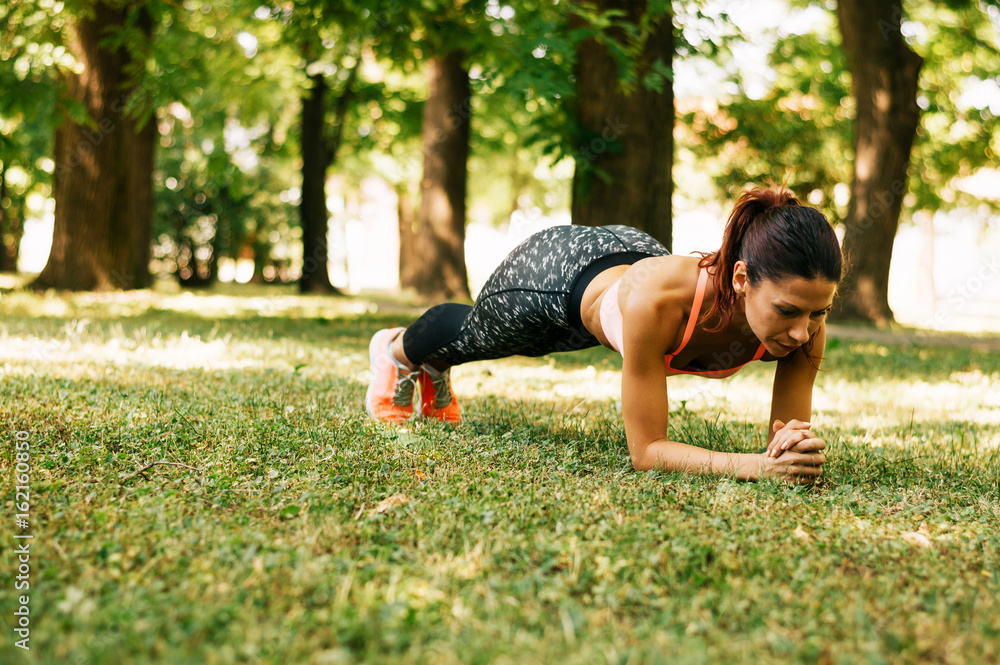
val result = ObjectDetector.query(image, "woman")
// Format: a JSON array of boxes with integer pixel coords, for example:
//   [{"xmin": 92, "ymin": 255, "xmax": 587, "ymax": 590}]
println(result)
[{"xmin": 365, "ymin": 186, "xmax": 841, "ymax": 484}]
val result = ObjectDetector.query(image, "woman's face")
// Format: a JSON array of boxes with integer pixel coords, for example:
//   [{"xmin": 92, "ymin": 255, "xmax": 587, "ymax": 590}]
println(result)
[{"xmin": 734, "ymin": 261, "xmax": 837, "ymax": 357}]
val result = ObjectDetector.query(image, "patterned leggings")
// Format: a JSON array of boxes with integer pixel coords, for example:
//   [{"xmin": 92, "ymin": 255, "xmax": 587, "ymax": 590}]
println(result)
[{"xmin": 402, "ymin": 224, "xmax": 670, "ymax": 366}]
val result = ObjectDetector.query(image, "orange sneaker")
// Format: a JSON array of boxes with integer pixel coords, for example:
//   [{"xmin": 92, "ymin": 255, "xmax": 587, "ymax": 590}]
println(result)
[
  {"xmin": 365, "ymin": 328, "xmax": 421, "ymax": 424},
  {"xmin": 419, "ymin": 365, "xmax": 461, "ymax": 424}
]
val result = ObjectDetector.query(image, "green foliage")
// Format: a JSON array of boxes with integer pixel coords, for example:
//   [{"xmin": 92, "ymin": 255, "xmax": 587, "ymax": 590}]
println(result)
[
  {"xmin": 680, "ymin": 15, "xmax": 853, "ymax": 219},
  {"xmin": 680, "ymin": 0, "xmax": 1000, "ymax": 224},
  {"xmin": 0, "ymin": 0, "xmax": 61, "ymax": 257},
  {"xmin": 151, "ymin": 0, "xmax": 301, "ymax": 284},
  {"xmin": 3, "ymin": 0, "xmax": 997, "ymax": 287},
  {"xmin": 906, "ymin": 0, "xmax": 1000, "ymax": 212}
]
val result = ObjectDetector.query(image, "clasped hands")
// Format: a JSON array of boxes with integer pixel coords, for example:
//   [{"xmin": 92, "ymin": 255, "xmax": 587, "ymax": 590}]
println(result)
[{"xmin": 763, "ymin": 419, "xmax": 826, "ymax": 485}]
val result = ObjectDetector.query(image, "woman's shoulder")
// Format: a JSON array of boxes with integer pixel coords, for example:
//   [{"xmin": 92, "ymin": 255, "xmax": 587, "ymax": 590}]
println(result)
[
  {"xmin": 621, "ymin": 254, "xmax": 703, "ymax": 305},
  {"xmin": 618, "ymin": 255, "xmax": 702, "ymax": 349}
]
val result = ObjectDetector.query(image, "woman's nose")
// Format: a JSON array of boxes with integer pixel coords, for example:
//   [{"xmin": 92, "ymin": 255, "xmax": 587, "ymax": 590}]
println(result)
[{"xmin": 789, "ymin": 320, "xmax": 810, "ymax": 344}]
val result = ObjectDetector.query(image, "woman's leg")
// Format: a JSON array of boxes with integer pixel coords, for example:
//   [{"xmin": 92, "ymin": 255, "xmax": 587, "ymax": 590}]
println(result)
[
  {"xmin": 366, "ymin": 224, "xmax": 670, "ymax": 423},
  {"xmin": 391, "ymin": 303, "xmax": 472, "ymax": 372}
]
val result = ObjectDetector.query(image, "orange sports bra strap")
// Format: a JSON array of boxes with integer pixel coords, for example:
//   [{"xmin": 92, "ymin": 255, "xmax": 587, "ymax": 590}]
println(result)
[
  {"xmin": 668, "ymin": 266, "xmax": 709, "ymax": 357},
  {"xmin": 752, "ymin": 342, "xmax": 767, "ymax": 360}
]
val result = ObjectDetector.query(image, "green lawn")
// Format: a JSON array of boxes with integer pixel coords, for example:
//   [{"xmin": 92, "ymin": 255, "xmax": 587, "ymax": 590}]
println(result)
[{"xmin": 1, "ymin": 288, "xmax": 998, "ymax": 665}]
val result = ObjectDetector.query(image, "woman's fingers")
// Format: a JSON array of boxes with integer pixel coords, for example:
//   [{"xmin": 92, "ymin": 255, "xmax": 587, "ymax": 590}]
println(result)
[
  {"xmin": 769, "ymin": 420, "xmax": 816, "ymax": 457},
  {"xmin": 783, "ymin": 462, "xmax": 824, "ymax": 484},
  {"xmin": 771, "ymin": 447, "xmax": 826, "ymax": 484},
  {"xmin": 788, "ymin": 437, "xmax": 826, "ymax": 454},
  {"xmin": 770, "ymin": 429, "xmax": 816, "ymax": 457},
  {"xmin": 780, "ymin": 428, "xmax": 812, "ymax": 452}
]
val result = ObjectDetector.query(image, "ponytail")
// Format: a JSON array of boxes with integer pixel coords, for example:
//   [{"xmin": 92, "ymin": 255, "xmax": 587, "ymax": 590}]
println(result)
[{"xmin": 697, "ymin": 186, "xmax": 841, "ymax": 333}]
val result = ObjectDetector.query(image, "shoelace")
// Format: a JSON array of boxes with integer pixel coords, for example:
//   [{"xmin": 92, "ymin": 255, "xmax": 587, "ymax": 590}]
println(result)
[
  {"xmin": 392, "ymin": 370, "xmax": 420, "ymax": 406},
  {"xmin": 427, "ymin": 371, "xmax": 453, "ymax": 408}
]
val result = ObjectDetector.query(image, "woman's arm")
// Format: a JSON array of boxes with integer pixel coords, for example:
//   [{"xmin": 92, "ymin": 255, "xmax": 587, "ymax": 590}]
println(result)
[
  {"xmin": 620, "ymin": 284, "xmax": 824, "ymax": 483},
  {"xmin": 619, "ymin": 289, "xmax": 775, "ymax": 480},
  {"xmin": 766, "ymin": 322, "xmax": 827, "ymax": 453}
]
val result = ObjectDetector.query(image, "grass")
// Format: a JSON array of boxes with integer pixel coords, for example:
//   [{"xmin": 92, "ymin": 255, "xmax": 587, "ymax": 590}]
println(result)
[{"xmin": 1, "ymin": 287, "xmax": 998, "ymax": 665}]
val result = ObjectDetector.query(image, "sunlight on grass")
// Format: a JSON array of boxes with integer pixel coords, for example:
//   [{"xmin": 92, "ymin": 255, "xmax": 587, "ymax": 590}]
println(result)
[{"xmin": 1, "ymin": 288, "xmax": 998, "ymax": 665}]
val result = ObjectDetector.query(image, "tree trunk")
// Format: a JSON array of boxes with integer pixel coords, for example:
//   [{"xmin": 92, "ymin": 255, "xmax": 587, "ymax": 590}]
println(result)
[
  {"xmin": 0, "ymin": 164, "xmax": 23, "ymax": 272},
  {"xmin": 411, "ymin": 50, "xmax": 471, "ymax": 301},
  {"xmin": 31, "ymin": 2, "xmax": 154, "ymax": 291},
  {"xmin": 571, "ymin": 2, "xmax": 674, "ymax": 250},
  {"xmin": 397, "ymin": 181, "xmax": 419, "ymax": 290},
  {"xmin": 833, "ymin": 0, "xmax": 923, "ymax": 325},
  {"xmin": 299, "ymin": 73, "xmax": 339, "ymax": 294}
]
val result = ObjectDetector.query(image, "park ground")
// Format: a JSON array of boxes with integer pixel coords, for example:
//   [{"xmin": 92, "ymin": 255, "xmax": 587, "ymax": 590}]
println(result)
[{"xmin": 0, "ymin": 287, "xmax": 998, "ymax": 665}]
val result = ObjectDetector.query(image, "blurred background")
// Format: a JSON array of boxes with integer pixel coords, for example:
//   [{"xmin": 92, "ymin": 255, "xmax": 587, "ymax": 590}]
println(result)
[{"xmin": 1, "ymin": 0, "xmax": 998, "ymax": 331}]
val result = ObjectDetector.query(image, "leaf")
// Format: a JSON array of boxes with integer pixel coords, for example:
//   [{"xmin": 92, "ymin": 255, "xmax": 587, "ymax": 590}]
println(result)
[
  {"xmin": 371, "ymin": 493, "xmax": 411, "ymax": 515},
  {"xmin": 902, "ymin": 525, "xmax": 933, "ymax": 548},
  {"xmin": 902, "ymin": 532, "xmax": 932, "ymax": 548},
  {"xmin": 793, "ymin": 525, "xmax": 813, "ymax": 542}
]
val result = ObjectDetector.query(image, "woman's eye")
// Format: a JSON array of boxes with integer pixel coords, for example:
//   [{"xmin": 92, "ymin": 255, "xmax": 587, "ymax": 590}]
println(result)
[{"xmin": 776, "ymin": 307, "xmax": 794, "ymax": 316}]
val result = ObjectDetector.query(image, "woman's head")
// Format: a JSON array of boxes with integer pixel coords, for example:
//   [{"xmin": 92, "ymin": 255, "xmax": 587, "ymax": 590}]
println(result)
[{"xmin": 699, "ymin": 186, "xmax": 843, "ymax": 343}]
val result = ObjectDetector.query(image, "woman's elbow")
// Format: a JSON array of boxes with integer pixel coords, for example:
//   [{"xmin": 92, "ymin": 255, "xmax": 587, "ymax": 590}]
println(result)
[{"xmin": 629, "ymin": 441, "xmax": 654, "ymax": 471}]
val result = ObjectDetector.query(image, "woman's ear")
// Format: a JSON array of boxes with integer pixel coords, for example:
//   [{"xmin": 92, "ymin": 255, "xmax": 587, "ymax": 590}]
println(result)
[{"xmin": 732, "ymin": 260, "xmax": 749, "ymax": 296}]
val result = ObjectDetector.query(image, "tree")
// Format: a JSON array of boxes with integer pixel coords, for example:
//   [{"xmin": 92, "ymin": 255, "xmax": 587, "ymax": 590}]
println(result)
[
  {"xmin": 397, "ymin": 3, "xmax": 492, "ymax": 301},
  {"xmin": 679, "ymin": 0, "xmax": 998, "ymax": 326},
  {"xmin": 298, "ymin": 62, "xmax": 356, "ymax": 294},
  {"xmin": 678, "ymin": 8, "xmax": 853, "ymax": 220},
  {"xmin": 31, "ymin": 1, "xmax": 156, "ymax": 291},
  {"xmin": 904, "ymin": 0, "xmax": 1000, "ymax": 215},
  {"xmin": 833, "ymin": 0, "xmax": 923, "ymax": 324},
  {"xmin": 569, "ymin": 1, "xmax": 674, "ymax": 247},
  {"xmin": 289, "ymin": 0, "xmax": 366, "ymax": 296},
  {"xmin": 410, "ymin": 49, "xmax": 473, "ymax": 300},
  {"xmin": 250, "ymin": 1, "xmax": 360, "ymax": 294}
]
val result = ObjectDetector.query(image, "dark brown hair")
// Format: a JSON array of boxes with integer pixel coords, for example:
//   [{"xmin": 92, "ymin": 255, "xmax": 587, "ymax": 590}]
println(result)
[{"xmin": 697, "ymin": 186, "xmax": 842, "ymax": 333}]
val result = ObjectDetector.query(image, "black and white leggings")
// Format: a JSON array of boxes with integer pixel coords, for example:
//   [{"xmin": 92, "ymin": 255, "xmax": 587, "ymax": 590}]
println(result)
[{"xmin": 402, "ymin": 224, "xmax": 670, "ymax": 367}]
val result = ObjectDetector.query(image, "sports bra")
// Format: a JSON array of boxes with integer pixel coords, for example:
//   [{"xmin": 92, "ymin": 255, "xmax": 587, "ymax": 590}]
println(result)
[{"xmin": 599, "ymin": 266, "xmax": 766, "ymax": 378}]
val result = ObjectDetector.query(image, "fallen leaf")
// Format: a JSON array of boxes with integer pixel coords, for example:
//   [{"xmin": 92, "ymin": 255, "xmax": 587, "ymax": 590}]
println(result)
[
  {"xmin": 413, "ymin": 468, "xmax": 428, "ymax": 481},
  {"xmin": 371, "ymin": 493, "xmax": 411, "ymax": 515},
  {"xmin": 793, "ymin": 525, "xmax": 813, "ymax": 542},
  {"xmin": 902, "ymin": 531, "xmax": 932, "ymax": 548}
]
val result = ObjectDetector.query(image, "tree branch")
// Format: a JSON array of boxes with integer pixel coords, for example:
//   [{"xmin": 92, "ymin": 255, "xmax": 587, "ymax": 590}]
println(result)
[{"xmin": 324, "ymin": 61, "xmax": 360, "ymax": 162}]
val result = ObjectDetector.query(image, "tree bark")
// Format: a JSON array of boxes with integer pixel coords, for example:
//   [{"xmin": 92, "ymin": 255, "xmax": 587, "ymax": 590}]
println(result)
[
  {"xmin": 299, "ymin": 64, "xmax": 356, "ymax": 295},
  {"xmin": 31, "ymin": 2, "xmax": 154, "ymax": 291},
  {"xmin": 411, "ymin": 50, "xmax": 471, "ymax": 301},
  {"xmin": 834, "ymin": 0, "xmax": 923, "ymax": 325},
  {"xmin": 571, "ymin": 1, "xmax": 674, "ymax": 249},
  {"xmin": 299, "ymin": 73, "xmax": 337, "ymax": 294},
  {"xmin": 396, "ymin": 181, "xmax": 419, "ymax": 290},
  {"xmin": 0, "ymin": 164, "xmax": 23, "ymax": 272}
]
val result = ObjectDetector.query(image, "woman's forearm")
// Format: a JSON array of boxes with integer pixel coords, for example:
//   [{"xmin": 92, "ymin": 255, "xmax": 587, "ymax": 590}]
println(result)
[{"xmin": 633, "ymin": 438, "xmax": 768, "ymax": 480}]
